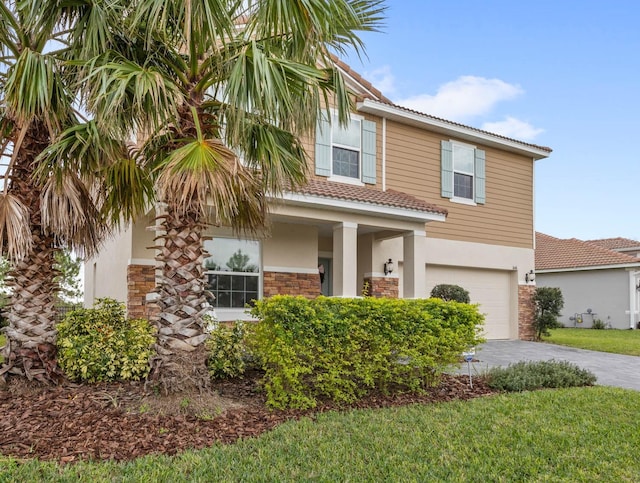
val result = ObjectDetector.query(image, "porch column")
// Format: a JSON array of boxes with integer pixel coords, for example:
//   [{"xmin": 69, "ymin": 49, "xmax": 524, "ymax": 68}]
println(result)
[
  {"xmin": 403, "ymin": 230, "xmax": 427, "ymax": 299},
  {"xmin": 333, "ymin": 222, "xmax": 358, "ymax": 297}
]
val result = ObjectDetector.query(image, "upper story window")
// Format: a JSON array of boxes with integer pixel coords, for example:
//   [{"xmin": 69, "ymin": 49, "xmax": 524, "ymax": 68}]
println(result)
[
  {"xmin": 315, "ymin": 111, "xmax": 377, "ymax": 185},
  {"xmin": 332, "ymin": 117, "xmax": 361, "ymax": 179},
  {"xmin": 203, "ymin": 238, "xmax": 260, "ymax": 309},
  {"xmin": 441, "ymin": 140, "xmax": 486, "ymax": 205}
]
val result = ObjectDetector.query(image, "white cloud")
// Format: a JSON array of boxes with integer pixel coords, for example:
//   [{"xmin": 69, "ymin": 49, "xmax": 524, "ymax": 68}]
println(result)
[
  {"xmin": 482, "ymin": 117, "xmax": 544, "ymax": 141},
  {"xmin": 364, "ymin": 65, "xmax": 396, "ymax": 96},
  {"xmin": 395, "ymin": 76, "xmax": 523, "ymax": 121}
]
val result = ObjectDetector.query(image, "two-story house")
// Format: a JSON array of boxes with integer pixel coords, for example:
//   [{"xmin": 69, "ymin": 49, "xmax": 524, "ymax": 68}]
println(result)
[{"xmin": 84, "ymin": 60, "xmax": 551, "ymax": 340}]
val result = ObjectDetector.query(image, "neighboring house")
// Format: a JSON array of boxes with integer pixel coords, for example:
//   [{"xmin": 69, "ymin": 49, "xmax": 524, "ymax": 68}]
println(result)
[
  {"xmin": 84, "ymin": 60, "xmax": 552, "ymax": 340},
  {"xmin": 535, "ymin": 232, "xmax": 640, "ymax": 329}
]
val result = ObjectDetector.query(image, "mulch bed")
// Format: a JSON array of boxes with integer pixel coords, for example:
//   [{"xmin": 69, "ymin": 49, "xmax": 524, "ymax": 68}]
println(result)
[{"xmin": 0, "ymin": 372, "xmax": 497, "ymax": 464}]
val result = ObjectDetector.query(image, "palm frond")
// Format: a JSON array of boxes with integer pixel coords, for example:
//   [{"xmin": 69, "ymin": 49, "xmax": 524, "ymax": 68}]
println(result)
[
  {"xmin": 100, "ymin": 155, "xmax": 155, "ymax": 228},
  {"xmin": 4, "ymin": 47, "xmax": 74, "ymax": 133},
  {"xmin": 155, "ymin": 137, "xmax": 266, "ymax": 233},
  {"xmin": 228, "ymin": 117, "xmax": 308, "ymax": 195},
  {"xmin": 84, "ymin": 53, "xmax": 184, "ymax": 135},
  {"xmin": 40, "ymin": 172, "xmax": 105, "ymax": 258},
  {"xmin": 0, "ymin": 193, "xmax": 32, "ymax": 262}
]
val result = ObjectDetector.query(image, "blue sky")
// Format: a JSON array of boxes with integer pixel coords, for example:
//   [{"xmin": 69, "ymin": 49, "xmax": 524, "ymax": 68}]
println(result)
[{"xmin": 343, "ymin": 0, "xmax": 640, "ymax": 241}]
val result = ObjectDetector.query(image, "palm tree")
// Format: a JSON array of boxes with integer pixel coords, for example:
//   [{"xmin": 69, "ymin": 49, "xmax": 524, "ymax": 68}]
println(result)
[
  {"xmin": 0, "ymin": 0, "xmax": 148, "ymax": 383},
  {"xmin": 78, "ymin": 0, "xmax": 385, "ymax": 392}
]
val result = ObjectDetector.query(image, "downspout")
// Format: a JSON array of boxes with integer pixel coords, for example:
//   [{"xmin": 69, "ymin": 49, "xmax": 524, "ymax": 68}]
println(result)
[
  {"xmin": 630, "ymin": 271, "xmax": 639, "ymax": 329},
  {"xmin": 382, "ymin": 117, "xmax": 387, "ymax": 191}
]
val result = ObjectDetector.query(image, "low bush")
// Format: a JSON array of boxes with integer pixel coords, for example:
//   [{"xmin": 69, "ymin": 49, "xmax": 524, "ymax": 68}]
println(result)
[
  {"xmin": 206, "ymin": 321, "xmax": 249, "ymax": 379},
  {"xmin": 591, "ymin": 318, "xmax": 606, "ymax": 330},
  {"xmin": 56, "ymin": 298, "xmax": 156, "ymax": 382},
  {"xmin": 485, "ymin": 360, "xmax": 597, "ymax": 392},
  {"xmin": 430, "ymin": 284, "xmax": 470, "ymax": 303},
  {"xmin": 249, "ymin": 296, "xmax": 484, "ymax": 409}
]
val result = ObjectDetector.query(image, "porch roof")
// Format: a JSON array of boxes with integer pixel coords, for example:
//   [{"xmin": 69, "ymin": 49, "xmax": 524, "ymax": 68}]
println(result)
[{"xmin": 289, "ymin": 179, "xmax": 447, "ymax": 218}]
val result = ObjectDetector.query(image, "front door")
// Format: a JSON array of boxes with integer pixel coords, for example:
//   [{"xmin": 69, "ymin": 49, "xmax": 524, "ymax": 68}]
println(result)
[{"xmin": 318, "ymin": 258, "xmax": 332, "ymax": 296}]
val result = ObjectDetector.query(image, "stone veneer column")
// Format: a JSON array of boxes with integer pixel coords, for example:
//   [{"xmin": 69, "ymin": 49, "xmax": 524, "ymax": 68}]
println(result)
[
  {"xmin": 518, "ymin": 284, "xmax": 536, "ymax": 340},
  {"xmin": 127, "ymin": 264, "xmax": 156, "ymax": 319},
  {"xmin": 363, "ymin": 276, "xmax": 399, "ymax": 298},
  {"xmin": 263, "ymin": 271, "xmax": 322, "ymax": 298}
]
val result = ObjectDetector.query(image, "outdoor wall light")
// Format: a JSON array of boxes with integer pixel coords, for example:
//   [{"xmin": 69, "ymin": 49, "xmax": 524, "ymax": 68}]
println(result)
[
  {"xmin": 525, "ymin": 269, "xmax": 535, "ymax": 283},
  {"xmin": 384, "ymin": 258, "xmax": 394, "ymax": 276}
]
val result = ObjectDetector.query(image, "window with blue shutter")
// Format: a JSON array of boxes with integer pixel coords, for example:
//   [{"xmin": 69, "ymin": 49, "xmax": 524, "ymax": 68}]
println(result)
[
  {"xmin": 441, "ymin": 140, "xmax": 486, "ymax": 205},
  {"xmin": 314, "ymin": 112, "xmax": 376, "ymax": 184}
]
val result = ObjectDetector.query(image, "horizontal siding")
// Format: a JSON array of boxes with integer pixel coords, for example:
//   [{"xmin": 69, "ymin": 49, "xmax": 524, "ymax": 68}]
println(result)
[{"xmin": 385, "ymin": 120, "xmax": 534, "ymax": 249}]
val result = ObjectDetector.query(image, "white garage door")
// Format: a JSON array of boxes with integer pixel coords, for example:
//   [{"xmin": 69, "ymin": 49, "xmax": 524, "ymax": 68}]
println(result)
[{"xmin": 426, "ymin": 265, "xmax": 513, "ymax": 339}]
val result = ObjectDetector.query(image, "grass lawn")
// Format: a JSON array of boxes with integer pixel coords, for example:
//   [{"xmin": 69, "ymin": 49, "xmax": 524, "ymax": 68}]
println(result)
[
  {"xmin": 543, "ymin": 328, "xmax": 640, "ymax": 356},
  {"xmin": 2, "ymin": 386, "xmax": 640, "ymax": 481}
]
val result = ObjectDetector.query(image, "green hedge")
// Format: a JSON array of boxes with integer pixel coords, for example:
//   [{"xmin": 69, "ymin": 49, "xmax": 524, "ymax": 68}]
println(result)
[
  {"xmin": 249, "ymin": 296, "xmax": 484, "ymax": 409},
  {"xmin": 57, "ymin": 299, "xmax": 156, "ymax": 382}
]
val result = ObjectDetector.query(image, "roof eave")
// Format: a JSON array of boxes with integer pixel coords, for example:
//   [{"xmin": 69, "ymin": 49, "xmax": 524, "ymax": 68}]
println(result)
[
  {"xmin": 357, "ymin": 98, "xmax": 551, "ymax": 161},
  {"xmin": 537, "ymin": 262, "xmax": 640, "ymax": 273}
]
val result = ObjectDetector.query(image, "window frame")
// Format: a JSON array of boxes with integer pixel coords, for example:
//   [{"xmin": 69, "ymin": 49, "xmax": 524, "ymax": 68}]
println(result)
[
  {"xmin": 327, "ymin": 111, "xmax": 365, "ymax": 185},
  {"xmin": 203, "ymin": 237, "xmax": 262, "ymax": 319},
  {"xmin": 441, "ymin": 139, "xmax": 486, "ymax": 206},
  {"xmin": 451, "ymin": 141, "xmax": 476, "ymax": 204}
]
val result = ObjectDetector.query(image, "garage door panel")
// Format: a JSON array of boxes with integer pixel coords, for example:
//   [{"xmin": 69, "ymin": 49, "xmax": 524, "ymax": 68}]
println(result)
[{"xmin": 426, "ymin": 265, "xmax": 512, "ymax": 339}]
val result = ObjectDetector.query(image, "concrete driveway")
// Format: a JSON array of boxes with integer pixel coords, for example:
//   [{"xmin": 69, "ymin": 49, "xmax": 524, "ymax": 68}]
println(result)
[{"xmin": 461, "ymin": 340, "xmax": 640, "ymax": 391}]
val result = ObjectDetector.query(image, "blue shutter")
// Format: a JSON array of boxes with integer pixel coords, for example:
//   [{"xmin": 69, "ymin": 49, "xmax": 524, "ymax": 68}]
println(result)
[
  {"xmin": 361, "ymin": 119, "xmax": 377, "ymax": 184},
  {"xmin": 441, "ymin": 140, "xmax": 453, "ymax": 198},
  {"xmin": 474, "ymin": 149, "xmax": 486, "ymax": 204},
  {"xmin": 315, "ymin": 114, "xmax": 331, "ymax": 177}
]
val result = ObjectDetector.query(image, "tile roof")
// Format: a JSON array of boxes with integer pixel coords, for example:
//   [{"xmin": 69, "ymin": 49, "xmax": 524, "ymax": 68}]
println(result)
[
  {"xmin": 535, "ymin": 232, "xmax": 640, "ymax": 271},
  {"xmin": 371, "ymin": 100, "xmax": 553, "ymax": 154},
  {"xmin": 585, "ymin": 237, "xmax": 640, "ymax": 250},
  {"xmin": 331, "ymin": 55, "xmax": 393, "ymax": 104},
  {"xmin": 293, "ymin": 178, "xmax": 447, "ymax": 216}
]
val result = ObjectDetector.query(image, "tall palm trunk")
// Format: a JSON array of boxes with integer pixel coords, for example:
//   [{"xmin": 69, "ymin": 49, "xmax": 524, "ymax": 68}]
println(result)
[
  {"xmin": 148, "ymin": 201, "xmax": 211, "ymax": 393},
  {"xmin": 0, "ymin": 124, "xmax": 64, "ymax": 384}
]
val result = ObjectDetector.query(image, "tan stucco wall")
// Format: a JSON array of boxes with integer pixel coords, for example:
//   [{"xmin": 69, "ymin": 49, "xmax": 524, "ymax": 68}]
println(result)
[
  {"xmin": 131, "ymin": 216, "xmax": 155, "ymax": 260},
  {"xmin": 262, "ymin": 223, "xmax": 318, "ymax": 269},
  {"xmin": 84, "ymin": 225, "xmax": 133, "ymax": 307}
]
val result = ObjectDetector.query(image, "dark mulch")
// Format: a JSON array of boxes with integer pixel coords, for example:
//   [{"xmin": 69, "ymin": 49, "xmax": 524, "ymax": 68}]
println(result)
[{"xmin": 0, "ymin": 371, "xmax": 497, "ymax": 464}]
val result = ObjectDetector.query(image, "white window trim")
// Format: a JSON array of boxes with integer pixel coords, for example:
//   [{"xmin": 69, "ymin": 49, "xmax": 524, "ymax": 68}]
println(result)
[
  {"xmin": 451, "ymin": 140, "xmax": 476, "ymax": 202},
  {"xmin": 203, "ymin": 237, "xmax": 263, "ymax": 310},
  {"xmin": 329, "ymin": 110, "xmax": 364, "ymax": 182}
]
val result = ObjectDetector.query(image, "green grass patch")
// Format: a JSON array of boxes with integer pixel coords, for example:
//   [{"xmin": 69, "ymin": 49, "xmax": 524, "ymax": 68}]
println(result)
[
  {"xmin": 543, "ymin": 328, "xmax": 640, "ymax": 356},
  {"xmin": 2, "ymin": 387, "xmax": 640, "ymax": 481}
]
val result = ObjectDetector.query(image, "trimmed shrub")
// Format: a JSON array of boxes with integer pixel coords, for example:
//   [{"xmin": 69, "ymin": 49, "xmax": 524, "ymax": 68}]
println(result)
[
  {"xmin": 485, "ymin": 360, "xmax": 597, "ymax": 392},
  {"xmin": 591, "ymin": 318, "xmax": 606, "ymax": 330},
  {"xmin": 206, "ymin": 321, "xmax": 249, "ymax": 379},
  {"xmin": 533, "ymin": 287, "xmax": 564, "ymax": 340},
  {"xmin": 430, "ymin": 284, "xmax": 470, "ymax": 304},
  {"xmin": 249, "ymin": 295, "xmax": 484, "ymax": 409},
  {"xmin": 57, "ymin": 298, "xmax": 156, "ymax": 382}
]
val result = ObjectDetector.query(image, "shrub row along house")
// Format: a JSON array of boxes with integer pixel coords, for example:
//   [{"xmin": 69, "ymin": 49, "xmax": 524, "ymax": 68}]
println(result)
[
  {"xmin": 85, "ymin": 60, "xmax": 552, "ymax": 340},
  {"xmin": 535, "ymin": 233, "xmax": 640, "ymax": 329}
]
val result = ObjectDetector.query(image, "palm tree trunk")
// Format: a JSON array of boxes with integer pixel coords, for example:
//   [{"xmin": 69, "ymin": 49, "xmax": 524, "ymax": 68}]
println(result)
[
  {"xmin": 0, "ymin": 125, "xmax": 64, "ymax": 384},
  {"xmin": 148, "ymin": 201, "xmax": 212, "ymax": 393}
]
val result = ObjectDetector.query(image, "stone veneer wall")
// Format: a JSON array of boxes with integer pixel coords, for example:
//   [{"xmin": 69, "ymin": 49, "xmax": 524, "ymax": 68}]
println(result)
[
  {"xmin": 518, "ymin": 284, "xmax": 536, "ymax": 341},
  {"xmin": 263, "ymin": 271, "xmax": 321, "ymax": 298},
  {"xmin": 127, "ymin": 264, "xmax": 155, "ymax": 320},
  {"xmin": 363, "ymin": 276, "xmax": 399, "ymax": 298}
]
